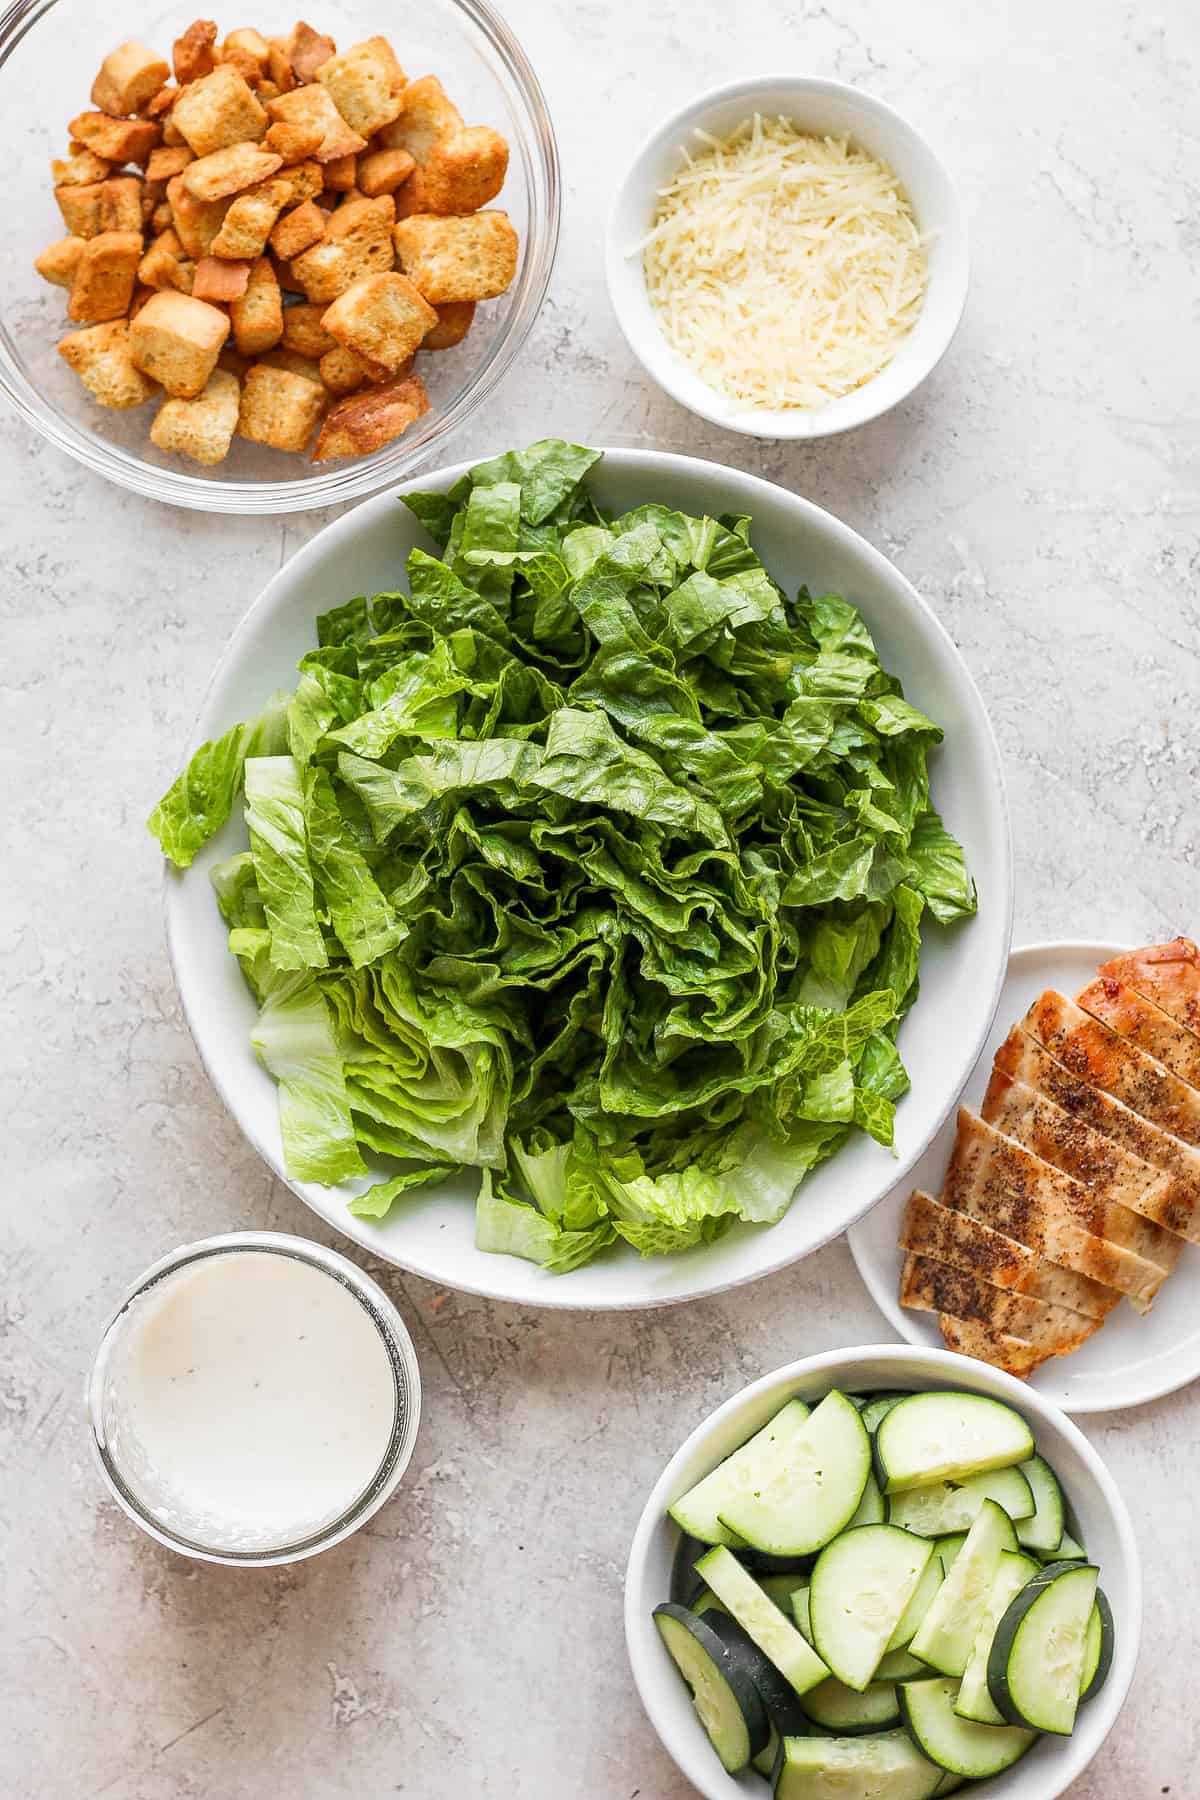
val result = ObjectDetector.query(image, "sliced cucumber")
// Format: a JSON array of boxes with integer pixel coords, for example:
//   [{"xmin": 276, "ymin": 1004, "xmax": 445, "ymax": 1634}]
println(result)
[
  {"xmin": 717, "ymin": 1391, "xmax": 872, "ymax": 1557},
  {"xmin": 653, "ymin": 1603, "xmax": 769, "ymax": 1773},
  {"xmin": 1014, "ymin": 1454, "xmax": 1065, "ymax": 1554},
  {"xmin": 898, "ymin": 1677, "xmax": 1035, "ymax": 1778},
  {"xmin": 934, "ymin": 1777, "xmax": 965, "ymax": 1797},
  {"xmin": 668, "ymin": 1398, "xmax": 810, "ymax": 1545},
  {"xmin": 809, "ymin": 1526, "xmax": 935, "ymax": 1691},
  {"xmin": 887, "ymin": 1465, "xmax": 1034, "ymax": 1537},
  {"xmin": 846, "ymin": 1472, "xmax": 886, "ymax": 1529},
  {"xmin": 669, "ymin": 1531, "xmax": 711, "ymax": 1607},
  {"xmin": 692, "ymin": 1590, "xmax": 727, "ymax": 1620},
  {"xmin": 791, "ymin": 1584, "xmax": 812, "ymax": 1642},
  {"xmin": 875, "ymin": 1393, "xmax": 1034, "ymax": 1494},
  {"xmin": 861, "ymin": 1393, "xmax": 908, "ymax": 1433},
  {"xmin": 1080, "ymin": 1589, "xmax": 1114, "ymax": 1702},
  {"xmin": 876, "ymin": 1649, "xmax": 928, "ymax": 1682},
  {"xmin": 696, "ymin": 1545, "xmax": 829, "ymax": 1697},
  {"xmin": 758, "ymin": 1573, "xmax": 805, "ymax": 1615},
  {"xmin": 988, "ymin": 1559, "xmax": 1099, "ymax": 1734},
  {"xmin": 706, "ymin": 1611, "xmax": 813, "ymax": 1737},
  {"xmin": 774, "ymin": 1730, "xmax": 943, "ymax": 1799},
  {"xmin": 802, "ymin": 1678, "xmax": 900, "ymax": 1734},
  {"xmin": 910, "ymin": 1501, "xmax": 1018, "ymax": 1677},
  {"xmin": 885, "ymin": 1556, "xmax": 943, "ymax": 1652},
  {"xmin": 955, "ymin": 1550, "xmax": 1039, "ymax": 1723},
  {"xmin": 934, "ymin": 1534, "xmax": 965, "ymax": 1576},
  {"xmin": 753, "ymin": 1723, "xmax": 780, "ymax": 1778},
  {"xmin": 741, "ymin": 1548, "xmax": 817, "ymax": 1575},
  {"xmin": 1043, "ymin": 1527, "xmax": 1086, "ymax": 1563}
]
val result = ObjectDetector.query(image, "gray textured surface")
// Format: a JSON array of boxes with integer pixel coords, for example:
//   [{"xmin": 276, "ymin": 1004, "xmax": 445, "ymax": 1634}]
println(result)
[{"xmin": 3, "ymin": 1, "xmax": 1198, "ymax": 1795}]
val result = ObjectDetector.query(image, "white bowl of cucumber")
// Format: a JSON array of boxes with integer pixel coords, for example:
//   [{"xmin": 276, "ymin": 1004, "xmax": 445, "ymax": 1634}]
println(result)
[{"xmin": 625, "ymin": 1345, "xmax": 1140, "ymax": 1800}]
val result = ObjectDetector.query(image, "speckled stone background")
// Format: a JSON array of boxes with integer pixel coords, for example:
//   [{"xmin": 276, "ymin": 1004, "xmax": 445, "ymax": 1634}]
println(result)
[{"xmin": 3, "ymin": 1, "xmax": 1198, "ymax": 1795}]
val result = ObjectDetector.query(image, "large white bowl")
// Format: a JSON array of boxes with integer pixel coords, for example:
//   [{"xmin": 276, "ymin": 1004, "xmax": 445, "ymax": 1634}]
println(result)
[
  {"xmin": 606, "ymin": 76, "xmax": 969, "ymax": 439},
  {"xmin": 625, "ymin": 1345, "xmax": 1141, "ymax": 1800},
  {"xmin": 165, "ymin": 448, "xmax": 1012, "ymax": 1308}
]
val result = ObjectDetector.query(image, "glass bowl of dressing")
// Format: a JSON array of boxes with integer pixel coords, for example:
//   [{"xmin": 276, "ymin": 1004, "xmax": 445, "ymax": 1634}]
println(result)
[{"xmin": 87, "ymin": 1231, "xmax": 421, "ymax": 1565}]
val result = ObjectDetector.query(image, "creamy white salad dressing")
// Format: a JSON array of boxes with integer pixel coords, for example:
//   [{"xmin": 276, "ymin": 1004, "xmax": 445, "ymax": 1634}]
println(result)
[{"xmin": 95, "ymin": 1250, "xmax": 398, "ymax": 1552}]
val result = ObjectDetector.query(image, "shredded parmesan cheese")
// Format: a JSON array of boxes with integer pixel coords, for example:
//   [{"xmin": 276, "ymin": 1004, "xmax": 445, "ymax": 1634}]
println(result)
[{"xmin": 641, "ymin": 115, "xmax": 929, "ymax": 412}]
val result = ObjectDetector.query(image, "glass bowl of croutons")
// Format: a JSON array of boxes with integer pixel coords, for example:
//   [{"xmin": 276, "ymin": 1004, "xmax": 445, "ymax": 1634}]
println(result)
[{"xmin": 0, "ymin": 4, "xmax": 559, "ymax": 510}]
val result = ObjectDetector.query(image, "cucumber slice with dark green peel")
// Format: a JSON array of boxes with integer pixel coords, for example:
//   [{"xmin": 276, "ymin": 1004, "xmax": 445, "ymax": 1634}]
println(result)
[
  {"xmin": 885, "ymin": 1556, "xmax": 943, "ymax": 1653},
  {"xmin": 1014, "ymin": 1455, "xmax": 1066, "ymax": 1554},
  {"xmin": 717, "ymin": 1391, "xmax": 872, "ymax": 1557},
  {"xmin": 705, "ymin": 1611, "xmax": 813, "ymax": 1737},
  {"xmin": 887, "ymin": 1465, "xmax": 1034, "ymax": 1537},
  {"xmin": 1042, "ymin": 1527, "xmax": 1086, "ymax": 1563},
  {"xmin": 802, "ymin": 1678, "xmax": 900, "ymax": 1735},
  {"xmin": 740, "ymin": 1548, "xmax": 817, "ymax": 1576},
  {"xmin": 670, "ymin": 1531, "xmax": 712, "ymax": 1607},
  {"xmin": 955, "ymin": 1550, "xmax": 1039, "ymax": 1723},
  {"xmin": 934, "ymin": 1534, "xmax": 965, "ymax": 1575},
  {"xmin": 696, "ymin": 1546, "xmax": 829, "ymax": 1696},
  {"xmin": 898, "ymin": 1677, "xmax": 1035, "ymax": 1779},
  {"xmin": 846, "ymin": 1472, "xmax": 886, "ymax": 1529},
  {"xmin": 774, "ymin": 1731, "xmax": 944, "ymax": 1799},
  {"xmin": 653, "ymin": 1604, "xmax": 769, "ymax": 1773},
  {"xmin": 986, "ymin": 1559, "xmax": 1099, "ymax": 1734},
  {"xmin": 875, "ymin": 1393, "xmax": 1034, "ymax": 1493},
  {"xmin": 1080, "ymin": 1589, "xmax": 1114, "ymax": 1702},
  {"xmin": 668, "ymin": 1398, "xmax": 811, "ymax": 1545},
  {"xmin": 910, "ymin": 1501, "xmax": 1018, "ymax": 1677},
  {"xmin": 791, "ymin": 1585, "xmax": 812, "ymax": 1642},
  {"xmin": 810, "ymin": 1526, "xmax": 935, "ymax": 1691},
  {"xmin": 861, "ymin": 1393, "xmax": 908, "ymax": 1433},
  {"xmin": 692, "ymin": 1590, "xmax": 728, "ymax": 1620},
  {"xmin": 876, "ymin": 1649, "xmax": 928, "ymax": 1682},
  {"xmin": 752, "ymin": 1724, "xmax": 780, "ymax": 1778}
]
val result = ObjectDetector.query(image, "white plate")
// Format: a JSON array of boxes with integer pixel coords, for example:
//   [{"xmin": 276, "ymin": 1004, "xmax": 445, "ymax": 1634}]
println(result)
[
  {"xmin": 849, "ymin": 939, "xmax": 1200, "ymax": 1411},
  {"xmin": 165, "ymin": 448, "xmax": 1012, "ymax": 1309}
]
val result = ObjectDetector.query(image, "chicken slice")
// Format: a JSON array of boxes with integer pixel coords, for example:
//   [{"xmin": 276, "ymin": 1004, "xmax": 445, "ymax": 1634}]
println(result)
[
  {"xmin": 900, "ymin": 1190, "xmax": 1117, "ymax": 1321},
  {"xmin": 1077, "ymin": 976, "xmax": 1200, "ymax": 1090},
  {"xmin": 1099, "ymin": 938, "xmax": 1200, "ymax": 1037},
  {"xmin": 936, "ymin": 1315, "xmax": 1051, "ymax": 1378},
  {"xmin": 1023, "ymin": 991, "xmax": 1200, "ymax": 1149},
  {"xmin": 901, "ymin": 1252, "xmax": 1100, "ymax": 1356}
]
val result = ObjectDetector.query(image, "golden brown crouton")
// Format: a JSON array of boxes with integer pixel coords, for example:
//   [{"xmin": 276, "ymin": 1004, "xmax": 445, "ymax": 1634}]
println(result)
[
  {"xmin": 377, "ymin": 76, "xmax": 462, "ymax": 163},
  {"xmin": 277, "ymin": 159, "xmax": 325, "ymax": 206},
  {"xmin": 280, "ymin": 301, "xmax": 336, "ymax": 357},
  {"xmin": 67, "ymin": 231, "xmax": 143, "ymax": 324},
  {"xmin": 210, "ymin": 177, "xmax": 292, "ymax": 259},
  {"xmin": 416, "ymin": 127, "xmax": 508, "ymax": 216},
  {"xmin": 91, "ymin": 41, "xmax": 170, "ymax": 117},
  {"xmin": 260, "ymin": 346, "xmax": 325, "ymax": 383},
  {"xmin": 265, "ymin": 38, "xmax": 297, "ymax": 94},
  {"xmin": 183, "ymin": 143, "xmax": 283, "ymax": 203},
  {"xmin": 172, "ymin": 65, "xmax": 267, "ymax": 157},
  {"xmin": 264, "ymin": 118, "xmax": 323, "ymax": 163},
  {"xmin": 291, "ymin": 194, "xmax": 394, "ymax": 302},
  {"xmin": 217, "ymin": 345, "xmax": 252, "ymax": 377},
  {"xmin": 59, "ymin": 320, "xmax": 159, "ymax": 409},
  {"xmin": 130, "ymin": 290, "xmax": 230, "ymax": 396},
  {"xmin": 237, "ymin": 362, "xmax": 325, "ymax": 451},
  {"xmin": 147, "ymin": 145, "xmax": 195, "ymax": 183},
  {"xmin": 223, "ymin": 29, "xmax": 271, "ymax": 75},
  {"xmin": 150, "ymin": 200, "xmax": 174, "ymax": 234},
  {"xmin": 52, "ymin": 147, "xmax": 111, "ymax": 188},
  {"xmin": 162, "ymin": 118, "xmax": 187, "ymax": 147},
  {"xmin": 56, "ymin": 183, "xmax": 105, "ymax": 239},
  {"xmin": 174, "ymin": 19, "xmax": 218, "ymax": 85},
  {"xmin": 357, "ymin": 147, "xmax": 415, "ymax": 197},
  {"xmin": 393, "ymin": 211, "xmax": 517, "ymax": 303},
  {"xmin": 145, "ymin": 84, "xmax": 178, "ymax": 119},
  {"xmin": 35, "ymin": 237, "xmax": 86, "ymax": 289},
  {"xmin": 68, "ymin": 113, "xmax": 160, "ymax": 167},
  {"xmin": 287, "ymin": 21, "xmax": 336, "ymax": 83},
  {"xmin": 322, "ymin": 153, "xmax": 358, "ymax": 193},
  {"xmin": 316, "ymin": 38, "xmax": 405, "ymax": 138},
  {"xmin": 312, "ymin": 372, "xmax": 429, "ymax": 460},
  {"xmin": 99, "ymin": 177, "xmax": 144, "ymax": 235},
  {"xmin": 422, "ymin": 299, "xmax": 475, "ymax": 350},
  {"xmin": 269, "ymin": 199, "xmax": 325, "ymax": 260},
  {"xmin": 129, "ymin": 284, "xmax": 156, "ymax": 316},
  {"xmin": 167, "ymin": 174, "xmax": 230, "ymax": 258},
  {"xmin": 138, "ymin": 229, "xmax": 193, "ymax": 292},
  {"xmin": 266, "ymin": 87, "xmax": 366, "ymax": 164},
  {"xmin": 257, "ymin": 79, "xmax": 282, "ymax": 104},
  {"xmin": 192, "ymin": 255, "xmax": 251, "ymax": 302},
  {"xmin": 150, "ymin": 366, "xmax": 241, "ymax": 464},
  {"xmin": 321, "ymin": 271, "xmax": 437, "ymax": 371},
  {"xmin": 272, "ymin": 255, "xmax": 304, "ymax": 295},
  {"xmin": 318, "ymin": 343, "xmax": 388, "ymax": 394},
  {"xmin": 229, "ymin": 255, "xmax": 283, "ymax": 354}
]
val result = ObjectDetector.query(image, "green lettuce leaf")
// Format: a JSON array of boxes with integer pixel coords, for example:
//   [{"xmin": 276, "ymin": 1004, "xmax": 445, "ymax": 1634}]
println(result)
[{"xmin": 149, "ymin": 692, "xmax": 289, "ymax": 867}]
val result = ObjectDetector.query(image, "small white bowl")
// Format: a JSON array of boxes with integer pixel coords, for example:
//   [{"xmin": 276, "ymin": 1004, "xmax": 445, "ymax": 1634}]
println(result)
[
  {"xmin": 625, "ymin": 1345, "xmax": 1140, "ymax": 1800},
  {"xmin": 606, "ymin": 76, "xmax": 969, "ymax": 439}
]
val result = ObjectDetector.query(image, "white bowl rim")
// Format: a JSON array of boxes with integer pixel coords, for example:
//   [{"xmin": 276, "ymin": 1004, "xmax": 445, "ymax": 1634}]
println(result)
[
  {"xmin": 624, "ymin": 1343, "xmax": 1143, "ymax": 1800},
  {"xmin": 164, "ymin": 445, "xmax": 1013, "ymax": 1310},
  {"xmin": 604, "ymin": 72, "xmax": 970, "ymax": 440}
]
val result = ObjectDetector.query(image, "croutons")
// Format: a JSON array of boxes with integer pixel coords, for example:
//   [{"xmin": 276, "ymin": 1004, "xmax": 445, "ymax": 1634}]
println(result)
[
  {"xmin": 99, "ymin": 177, "xmax": 145, "ymax": 235},
  {"xmin": 91, "ymin": 41, "xmax": 170, "ymax": 117},
  {"xmin": 268, "ymin": 198, "xmax": 325, "ymax": 260},
  {"xmin": 279, "ymin": 301, "xmax": 336, "ymax": 357},
  {"xmin": 237, "ymin": 362, "xmax": 326, "ymax": 450},
  {"xmin": 173, "ymin": 19, "xmax": 218, "ymax": 85},
  {"xmin": 150, "ymin": 366, "xmax": 241, "ymax": 463},
  {"xmin": 316, "ymin": 37, "xmax": 405, "ymax": 138},
  {"xmin": 67, "ymin": 231, "xmax": 143, "ymax": 324},
  {"xmin": 210, "ymin": 176, "xmax": 291, "ymax": 259},
  {"xmin": 58, "ymin": 319, "xmax": 159, "ymax": 409},
  {"xmin": 414, "ymin": 127, "xmax": 508, "ymax": 216},
  {"xmin": 291, "ymin": 193, "xmax": 394, "ymax": 302},
  {"xmin": 146, "ymin": 85, "xmax": 178, "ymax": 119},
  {"xmin": 266, "ymin": 86, "xmax": 366, "ymax": 163},
  {"xmin": 377, "ymin": 75, "xmax": 461, "ymax": 163},
  {"xmin": 260, "ymin": 346, "xmax": 324, "ymax": 382},
  {"xmin": 35, "ymin": 237, "xmax": 86, "ymax": 289},
  {"xmin": 264, "ymin": 118, "xmax": 324, "ymax": 163},
  {"xmin": 357, "ymin": 148, "xmax": 415, "ymax": 198},
  {"xmin": 318, "ymin": 343, "xmax": 386, "ymax": 394},
  {"xmin": 223, "ymin": 29, "xmax": 271, "ymax": 78},
  {"xmin": 146, "ymin": 146, "xmax": 196, "ymax": 187},
  {"xmin": 172, "ymin": 64, "xmax": 267, "ymax": 157},
  {"xmin": 182, "ymin": 142, "xmax": 283, "ymax": 202},
  {"xmin": 166, "ymin": 174, "xmax": 230, "ymax": 258},
  {"xmin": 138, "ymin": 229, "xmax": 193, "ymax": 293},
  {"xmin": 321, "ymin": 152, "xmax": 358, "ymax": 193},
  {"xmin": 312, "ymin": 373, "xmax": 429, "ymax": 460},
  {"xmin": 392, "ymin": 210, "xmax": 518, "ymax": 303},
  {"xmin": 55, "ymin": 183, "xmax": 105, "ymax": 239},
  {"xmin": 192, "ymin": 255, "xmax": 251, "ymax": 302},
  {"xmin": 68, "ymin": 112, "xmax": 161, "ymax": 166},
  {"xmin": 286, "ymin": 21, "xmax": 336, "ymax": 83},
  {"xmin": 52, "ymin": 148, "xmax": 111, "ymax": 189},
  {"xmin": 277, "ymin": 158, "xmax": 325, "ymax": 206},
  {"xmin": 321, "ymin": 271, "xmax": 437, "ymax": 372},
  {"xmin": 422, "ymin": 299, "xmax": 475, "ymax": 350},
  {"xmin": 229, "ymin": 255, "xmax": 283, "ymax": 354},
  {"xmin": 129, "ymin": 289, "xmax": 230, "ymax": 396}
]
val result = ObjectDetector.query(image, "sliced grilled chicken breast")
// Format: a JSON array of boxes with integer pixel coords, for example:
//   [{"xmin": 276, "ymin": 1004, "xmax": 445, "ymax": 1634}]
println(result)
[
  {"xmin": 1099, "ymin": 938, "xmax": 1200, "ymax": 1036},
  {"xmin": 1077, "ymin": 976, "xmax": 1200, "ymax": 1090},
  {"xmin": 1022, "ymin": 991, "xmax": 1200, "ymax": 1149},
  {"xmin": 936, "ymin": 1315, "xmax": 1050, "ymax": 1378},
  {"xmin": 994, "ymin": 1027, "xmax": 1200, "ymax": 1237},
  {"xmin": 901, "ymin": 1190, "xmax": 1116, "ymax": 1321},
  {"xmin": 901, "ymin": 1253, "xmax": 1100, "ymax": 1356}
]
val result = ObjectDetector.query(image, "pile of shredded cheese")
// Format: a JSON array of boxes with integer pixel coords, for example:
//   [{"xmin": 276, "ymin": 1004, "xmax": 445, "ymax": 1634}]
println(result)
[{"xmin": 641, "ymin": 115, "xmax": 929, "ymax": 412}]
